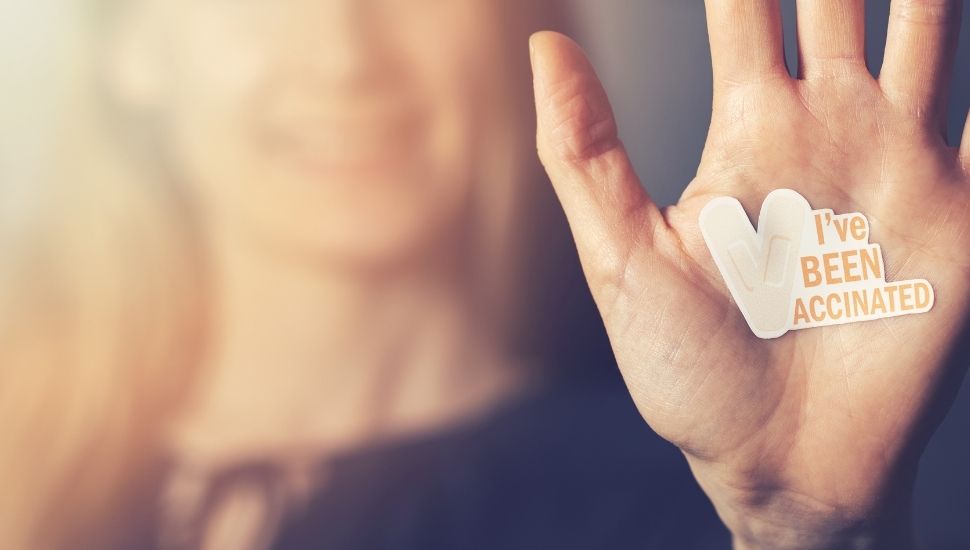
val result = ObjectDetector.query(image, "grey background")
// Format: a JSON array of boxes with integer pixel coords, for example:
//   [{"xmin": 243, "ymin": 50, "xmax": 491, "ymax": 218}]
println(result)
[{"xmin": 576, "ymin": 2, "xmax": 970, "ymax": 546}]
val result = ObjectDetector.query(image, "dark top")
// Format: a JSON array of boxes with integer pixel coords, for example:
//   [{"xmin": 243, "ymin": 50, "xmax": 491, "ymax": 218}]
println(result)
[{"xmin": 269, "ymin": 380, "xmax": 730, "ymax": 550}]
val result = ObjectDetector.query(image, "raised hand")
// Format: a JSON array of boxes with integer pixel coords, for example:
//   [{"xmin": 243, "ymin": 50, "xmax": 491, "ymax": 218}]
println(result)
[{"xmin": 530, "ymin": 1, "xmax": 969, "ymax": 548}]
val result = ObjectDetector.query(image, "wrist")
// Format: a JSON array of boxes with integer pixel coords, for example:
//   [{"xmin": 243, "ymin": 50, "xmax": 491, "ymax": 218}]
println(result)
[
  {"xmin": 729, "ymin": 512, "xmax": 916, "ymax": 550},
  {"xmin": 686, "ymin": 458, "xmax": 918, "ymax": 550}
]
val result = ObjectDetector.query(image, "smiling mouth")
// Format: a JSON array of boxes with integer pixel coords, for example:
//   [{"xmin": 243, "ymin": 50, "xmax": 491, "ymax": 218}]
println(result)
[{"xmin": 260, "ymin": 109, "xmax": 427, "ymax": 180}]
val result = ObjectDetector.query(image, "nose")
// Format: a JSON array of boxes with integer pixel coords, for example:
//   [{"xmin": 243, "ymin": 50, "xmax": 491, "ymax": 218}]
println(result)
[{"xmin": 295, "ymin": 0, "xmax": 392, "ymax": 92}]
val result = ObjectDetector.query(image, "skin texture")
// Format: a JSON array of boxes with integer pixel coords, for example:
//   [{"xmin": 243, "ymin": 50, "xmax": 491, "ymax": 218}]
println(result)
[{"xmin": 531, "ymin": 1, "xmax": 969, "ymax": 548}]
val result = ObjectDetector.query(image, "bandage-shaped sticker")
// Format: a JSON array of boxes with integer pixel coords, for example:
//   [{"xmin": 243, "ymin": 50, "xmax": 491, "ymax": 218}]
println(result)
[{"xmin": 699, "ymin": 189, "xmax": 934, "ymax": 339}]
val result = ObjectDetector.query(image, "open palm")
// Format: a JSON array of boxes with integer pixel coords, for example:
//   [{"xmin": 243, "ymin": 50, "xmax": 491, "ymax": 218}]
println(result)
[{"xmin": 531, "ymin": 2, "xmax": 970, "ymax": 548}]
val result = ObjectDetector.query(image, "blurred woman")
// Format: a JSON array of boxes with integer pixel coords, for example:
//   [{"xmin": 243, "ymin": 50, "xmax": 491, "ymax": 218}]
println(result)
[{"xmin": 0, "ymin": 0, "xmax": 724, "ymax": 548}]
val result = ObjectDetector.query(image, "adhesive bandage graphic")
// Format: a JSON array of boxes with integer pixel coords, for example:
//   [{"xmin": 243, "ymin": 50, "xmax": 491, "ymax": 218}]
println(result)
[{"xmin": 699, "ymin": 189, "xmax": 935, "ymax": 339}]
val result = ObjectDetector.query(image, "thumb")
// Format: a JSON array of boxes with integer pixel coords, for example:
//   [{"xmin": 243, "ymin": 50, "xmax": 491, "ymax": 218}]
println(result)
[{"xmin": 530, "ymin": 31, "xmax": 662, "ymax": 302}]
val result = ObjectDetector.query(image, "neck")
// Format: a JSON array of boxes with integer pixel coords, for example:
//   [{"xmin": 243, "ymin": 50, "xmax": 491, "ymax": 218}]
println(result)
[{"xmin": 171, "ymin": 226, "xmax": 524, "ymax": 469}]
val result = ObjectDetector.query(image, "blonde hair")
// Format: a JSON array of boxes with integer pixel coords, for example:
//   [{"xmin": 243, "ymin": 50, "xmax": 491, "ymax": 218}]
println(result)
[{"xmin": 0, "ymin": 1, "xmax": 204, "ymax": 547}]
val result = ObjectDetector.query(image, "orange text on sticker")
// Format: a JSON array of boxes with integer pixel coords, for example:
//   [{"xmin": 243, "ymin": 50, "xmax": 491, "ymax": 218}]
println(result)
[{"xmin": 699, "ymin": 189, "xmax": 935, "ymax": 339}]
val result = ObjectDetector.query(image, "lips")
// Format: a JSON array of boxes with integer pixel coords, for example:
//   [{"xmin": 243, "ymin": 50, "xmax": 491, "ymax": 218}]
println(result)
[{"xmin": 259, "ymin": 104, "xmax": 426, "ymax": 179}]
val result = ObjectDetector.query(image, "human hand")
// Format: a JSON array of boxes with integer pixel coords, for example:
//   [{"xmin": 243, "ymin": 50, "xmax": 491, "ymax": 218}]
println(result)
[{"xmin": 530, "ymin": 1, "xmax": 969, "ymax": 548}]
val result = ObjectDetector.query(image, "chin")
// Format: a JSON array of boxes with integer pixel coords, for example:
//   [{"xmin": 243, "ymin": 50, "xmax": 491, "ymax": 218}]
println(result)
[
  {"xmin": 257, "ymin": 201, "xmax": 465, "ymax": 272},
  {"xmin": 291, "ymin": 182, "xmax": 470, "ymax": 271}
]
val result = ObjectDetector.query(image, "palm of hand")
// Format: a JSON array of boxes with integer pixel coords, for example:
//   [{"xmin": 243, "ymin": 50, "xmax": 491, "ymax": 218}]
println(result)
[
  {"xmin": 532, "ymin": 2, "xmax": 969, "ymax": 544},
  {"xmin": 624, "ymin": 73, "xmax": 970, "ymax": 518}
]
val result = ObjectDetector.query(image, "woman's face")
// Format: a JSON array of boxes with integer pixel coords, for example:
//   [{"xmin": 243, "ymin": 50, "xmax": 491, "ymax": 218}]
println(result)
[{"xmin": 125, "ymin": 0, "xmax": 514, "ymax": 265}]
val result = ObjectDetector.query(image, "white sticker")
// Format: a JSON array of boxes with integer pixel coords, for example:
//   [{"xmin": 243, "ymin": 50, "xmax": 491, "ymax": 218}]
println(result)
[{"xmin": 699, "ymin": 189, "xmax": 934, "ymax": 339}]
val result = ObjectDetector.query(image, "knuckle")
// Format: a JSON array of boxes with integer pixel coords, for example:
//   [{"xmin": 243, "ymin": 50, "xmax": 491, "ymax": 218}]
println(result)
[
  {"xmin": 892, "ymin": 0, "xmax": 956, "ymax": 25},
  {"xmin": 541, "ymin": 75, "xmax": 620, "ymax": 165}
]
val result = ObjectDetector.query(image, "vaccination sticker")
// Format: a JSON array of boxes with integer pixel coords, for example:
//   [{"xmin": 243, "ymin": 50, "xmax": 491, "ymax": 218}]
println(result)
[{"xmin": 699, "ymin": 189, "xmax": 934, "ymax": 339}]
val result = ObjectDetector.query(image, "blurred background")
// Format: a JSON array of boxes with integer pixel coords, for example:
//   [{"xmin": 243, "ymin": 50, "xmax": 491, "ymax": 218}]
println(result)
[
  {"xmin": 1, "ymin": 1, "xmax": 968, "ymax": 549},
  {"xmin": 578, "ymin": 1, "xmax": 970, "ymax": 546}
]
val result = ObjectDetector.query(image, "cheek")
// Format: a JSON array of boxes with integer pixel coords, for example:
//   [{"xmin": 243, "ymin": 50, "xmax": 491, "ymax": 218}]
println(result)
[
  {"xmin": 396, "ymin": 8, "xmax": 500, "ymax": 196},
  {"xmin": 158, "ymin": 10, "xmax": 276, "ymax": 213},
  {"xmin": 308, "ymin": 100, "xmax": 475, "ymax": 263}
]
